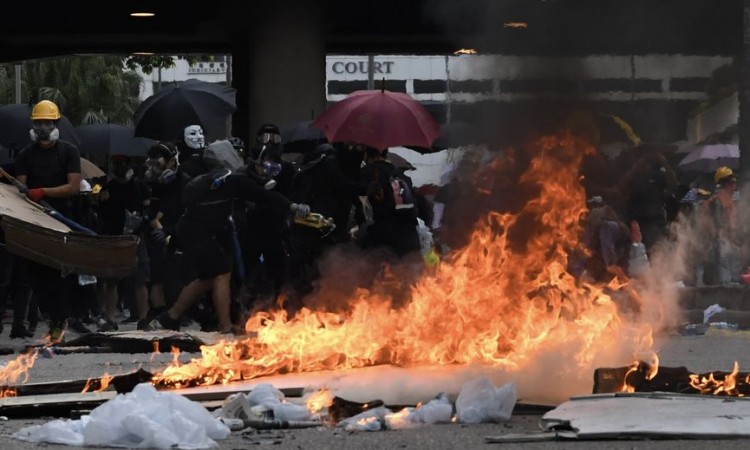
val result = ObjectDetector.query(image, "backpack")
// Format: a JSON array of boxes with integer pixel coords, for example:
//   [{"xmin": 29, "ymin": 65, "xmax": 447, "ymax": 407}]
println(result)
[
  {"xmin": 203, "ymin": 139, "xmax": 245, "ymax": 171},
  {"xmin": 389, "ymin": 174, "xmax": 415, "ymax": 210}
]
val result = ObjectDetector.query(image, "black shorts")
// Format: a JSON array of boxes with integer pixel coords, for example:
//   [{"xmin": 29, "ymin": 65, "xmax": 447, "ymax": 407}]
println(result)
[
  {"xmin": 177, "ymin": 221, "xmax": 233, "ymax": 280},
  {"xmin": 146, "ymin": 234, "xmax": 168, "ymax": 284},
  {"xmin": 102, "ymin": 238, "xmax": 150, "ymax": 285}
]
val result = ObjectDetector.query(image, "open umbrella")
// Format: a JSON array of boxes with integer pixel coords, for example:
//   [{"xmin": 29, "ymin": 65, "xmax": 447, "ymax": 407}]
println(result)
[
  {"xmin": 280, "ymin": 120, "xmax": 327, "ymax": 150},
  {"xmin": 407, "ymin": 121, "xmax": 483, "ymax": 153},
  {"xmin": 387, "ymin": 152, "xmax": 416, "ymax": 171},
  {"xmin": 80, "ymin": 157, "xmax": 105, "ymax": 180},
  {"xmin": 76, "ymin": 124, "xmax": 156, "ymax": 158},
  {"xmin": 133, "ymin": 78, "xmax": 236, "ymax": 142},
  {"xmin": 311, "ymin": 89, "xmax": 441, "ymax": 150},
  {"xmin": 0, "ymin": 103, "xmax": 80, "ymax": 157},
  {"xmin": 677, "ymin": 143, "xmax": 739, "ymax": 173}
]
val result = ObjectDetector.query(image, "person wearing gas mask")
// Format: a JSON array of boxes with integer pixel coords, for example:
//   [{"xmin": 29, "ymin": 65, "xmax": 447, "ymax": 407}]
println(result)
[
  {"xmin": 141, "ymin": 142, "xmax": 191, "ymax": 328},
  {"xmin": 97, "ymin": 156, "xmax": 151, "ymax": 331},
  {"xmin": 239, "ymin": 142, "xmax": 297, "ymax": 308},
  {"xmin": 149, "ymin": 156, "xmax": 310, "ymax": 333},
  {"xmin": 13, "ymin": 100, "xmax": 82, "ymax": 341},
  {"xmin": 177, "ymin": 124, "xmax": 209, "ymax": 179}
]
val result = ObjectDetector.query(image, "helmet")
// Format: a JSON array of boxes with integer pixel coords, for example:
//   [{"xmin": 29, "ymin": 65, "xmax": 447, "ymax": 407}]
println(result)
[
  {"xmin": 31, "ymin": 100, "xmax": 61, "ymax": 121},
  {"xmin": 714, "ymin": 166, "xmax": 734, "ymax": 184}
]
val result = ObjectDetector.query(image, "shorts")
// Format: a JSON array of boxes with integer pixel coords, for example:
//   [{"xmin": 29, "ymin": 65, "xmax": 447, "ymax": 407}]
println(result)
[
  {"xmin": 146, "ymin": 233, "xmax": 169, "ymax": 284},
  {"xmin": 177, "ymin": 221, "xmax": 233, "ymax": 280},
  {"xmin": 102, "ymin": 238, "xmax": 150, "ymax": 285}
]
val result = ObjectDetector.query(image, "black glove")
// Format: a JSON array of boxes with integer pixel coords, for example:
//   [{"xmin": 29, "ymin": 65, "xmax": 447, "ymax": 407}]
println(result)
[{"xmin": 150, "ymin": 228, "xmax": 168, "ymax": 244}]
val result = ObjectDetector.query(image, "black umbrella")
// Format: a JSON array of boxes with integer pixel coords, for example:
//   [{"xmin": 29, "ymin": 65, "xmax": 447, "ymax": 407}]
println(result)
[
  {"xmin": 0, "ymin": 103, "xmax": 80, "ymax": 157},
  {"xmin": 133, "ymin": 78, "xmax": 236, "ymax": 142},
  {"xmin": 280, "ymin": 120, "xmax": 326, "ymax": 149},
  {"xmin": 76, "ymin": 124, "xmax": 157, "ymax": 159}
]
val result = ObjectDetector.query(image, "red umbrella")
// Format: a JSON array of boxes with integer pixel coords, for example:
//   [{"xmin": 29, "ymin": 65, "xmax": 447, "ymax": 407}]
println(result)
[{"xmin": 311, "ymin": 89, "xmax": 441, "ymax": 150}]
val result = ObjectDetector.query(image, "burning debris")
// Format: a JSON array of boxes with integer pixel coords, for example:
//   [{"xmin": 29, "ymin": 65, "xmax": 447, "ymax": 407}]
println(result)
[{"xmin": 147, "ymin": 134, "xmax": 657, "ymax": 404}]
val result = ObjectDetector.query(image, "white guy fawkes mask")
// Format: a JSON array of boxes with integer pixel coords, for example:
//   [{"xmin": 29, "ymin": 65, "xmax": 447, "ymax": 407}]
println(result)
[{"xmin": 184, "ymin": 125, "xmax": 205, "ymax": 150}]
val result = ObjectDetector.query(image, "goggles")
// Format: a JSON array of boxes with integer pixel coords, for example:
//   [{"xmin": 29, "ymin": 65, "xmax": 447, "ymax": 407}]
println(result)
[
  {"xmin": 344, "ymin": 143, "xmax": 366, "ymax": 152},
  {"xmin": 258, "ymin": 132, "xmax": 282, "ymax": 145},
  {"xmin": 146, "ymin": 158, "xmax": 164, "ymax": 171}
]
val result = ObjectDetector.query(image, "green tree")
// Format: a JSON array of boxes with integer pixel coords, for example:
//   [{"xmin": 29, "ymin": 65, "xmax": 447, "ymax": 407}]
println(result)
[{"xmin": 18, "ymin": 56, "xmax": 142, "ymax": 126}]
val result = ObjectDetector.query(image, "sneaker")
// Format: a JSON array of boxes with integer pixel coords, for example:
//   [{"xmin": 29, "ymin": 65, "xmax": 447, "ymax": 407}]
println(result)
[
  {"xmin": 150, "ymin": 312, "xmax": 180, "ymax": 331},
  {"xmin": 97, "ymin": 318, "xmax": 119, "ymax": 332},
  {"xmin": 136, "ymin": 319, "xmax": 153, "ymax": 331},
  {"xmin": 47, "ymin": 321, "xmax": 66, "ymax": 343},
  {"xmin": 68, "ymin": 319, "xmax": 92, "ymax": 334},
  {"xmin": 9, "ymin": 324, "xmax": 34, "ymax": 339},
  {"xmin": 121, "ymin": 314, "xmax": 139, "ymax": 324}
]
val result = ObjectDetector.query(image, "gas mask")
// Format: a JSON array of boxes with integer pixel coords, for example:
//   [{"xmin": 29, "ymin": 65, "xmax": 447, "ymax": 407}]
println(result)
[
  {"xmin": 258, "ymin": 132, "xmax": 281, "ymax": 145},
  {"xmin": 261, "ymin": 160, "xmax": 282, "ymax": 178},
  {"xmin": 112, "ymin": 164, "xmax": 134, "ymax": 182},
  {"xmin": 183, "ymin": 125, "xmax": 205, "ymax": 150},
  {"xmin": 29, "ymin": 121, "xmax": 59, "ymax": 143},
  {"xmin": 145, "ymin": 157, "xmax": 178, "ymax": 184}
]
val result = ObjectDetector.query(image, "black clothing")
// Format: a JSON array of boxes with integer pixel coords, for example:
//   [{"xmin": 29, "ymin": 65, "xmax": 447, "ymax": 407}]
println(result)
[
  {"xmin": 99, "ymin": 178, "xmax": 149, "ymax": 236},
  {"xmin": 358, "ymin": 159, "xmax": 420, "ymax": 257},
  {"xmin": 179, "ymin": 168, "xmax": 292, "ymax": 280},
  {"xmin": 146, "ymin": 170, "xmax": 191, "ymax": 236},
  {"xmin": 14, "ymin": 140, "xmax": 81, "ymax": 213},
  {"xmin": 177, "ymin": 144, "xmax": 208, "ymax": 179}
]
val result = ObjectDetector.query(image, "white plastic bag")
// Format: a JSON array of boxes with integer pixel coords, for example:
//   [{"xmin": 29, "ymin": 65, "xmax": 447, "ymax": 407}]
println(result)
[{"xmin": 456, "ymin": 378, "xmax": 516, "ymax": 424}]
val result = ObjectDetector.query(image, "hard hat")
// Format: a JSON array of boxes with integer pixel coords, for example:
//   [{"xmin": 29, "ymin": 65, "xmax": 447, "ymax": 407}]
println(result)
[
  {"xmin": 714, "ymin": 166, "xmax": 734, "ymax": 184},
  {"xmin": 31, "ymin": 100, "xmax": 61, "ymax": 121}
]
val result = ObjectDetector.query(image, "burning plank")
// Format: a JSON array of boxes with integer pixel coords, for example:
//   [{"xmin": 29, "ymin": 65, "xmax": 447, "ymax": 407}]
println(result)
[{"xmin": 594, "ymin": 361, "xmax": 750, "ymax": 396}]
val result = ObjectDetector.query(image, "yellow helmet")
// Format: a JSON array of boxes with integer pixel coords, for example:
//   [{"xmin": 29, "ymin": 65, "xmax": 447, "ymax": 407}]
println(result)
[
  {"xmin": 31, "ymin": 100, "xmax": 61, "ymax": 121},
  {"xmin": 714, "ymin": 166, "xmax": 734, "ymax": 184}
]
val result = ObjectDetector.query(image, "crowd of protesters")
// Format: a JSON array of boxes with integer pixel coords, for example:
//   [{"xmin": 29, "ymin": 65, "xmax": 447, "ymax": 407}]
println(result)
[
  {"xmin": 0, "ymin": 101, "xmax": 439, "ymax": 341},
  {"xmin": 576, "ymin": 144, "xmax": 746, "ymax": 289}
]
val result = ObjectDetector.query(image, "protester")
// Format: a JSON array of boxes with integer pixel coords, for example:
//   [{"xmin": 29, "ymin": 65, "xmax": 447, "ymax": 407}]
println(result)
[
  {"xmin": 141, "ymin": 142, "xmax": 192, "ymax": 328},
  {"xmin": 150, "ymin": 161, "xmax": 310, "ymax": 333},
  {"xmin": 176, "ymin": 124, "xmax": 208, "ymax": 178},
  {"xmin": 358, "ymin": 147, "xmax": 421, "ymax": 259},
  {"xmin": 704, "ymin": 166, "xmax": 742, "ymax": 285},
  {"xmin": 97, "ymin": 156, "xmax": 151, "ymax": 331},
  {"xmin": 13, "ymin": 100, "xmax": 81, "ymax": 341}
]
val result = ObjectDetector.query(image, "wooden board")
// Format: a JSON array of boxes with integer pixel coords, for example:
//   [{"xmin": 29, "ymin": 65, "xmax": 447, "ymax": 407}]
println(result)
[
  {"xmin": 542, "ymin": 393, "xmax": 750, "ymax": 439},
  {"xmin": 0, "ymin": 183, "xmax": 140, "ymax": 278},
  {"xmin": 0, "ymin": 182, "xmax": 70, "ymax": 232}
]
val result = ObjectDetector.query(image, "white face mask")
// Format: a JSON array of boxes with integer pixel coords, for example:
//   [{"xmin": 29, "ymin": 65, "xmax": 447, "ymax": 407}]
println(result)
[{"xmin": 184, "ymin": 125, "xmax": 205, "ymax": 150}]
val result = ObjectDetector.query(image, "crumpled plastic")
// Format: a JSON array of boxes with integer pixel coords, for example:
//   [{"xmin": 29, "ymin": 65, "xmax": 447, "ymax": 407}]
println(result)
[
  {"xmin": 337, "ymin": 406, "xmax": 392, "ymax": 431},
  {"xmin": 455, "ymin": 377, "xmax": 516, "ymax": 424},
  {"xmin": 13, "ymin": 383, "xmax": 230, "ymax": 449},
  {"xmin": 383, "ymin": 393, "xmax": 454, "ymax": 429},
  {"xmin": 703, "ymin": 303, "xmax": 726, "ymax": 324},
  {"xmin": 213, "ymin": 383, "xmax": 320, "ymax": 423}
]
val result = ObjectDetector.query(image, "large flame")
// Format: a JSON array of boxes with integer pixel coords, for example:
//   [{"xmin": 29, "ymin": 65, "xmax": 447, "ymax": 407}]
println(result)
[{"xmin": 152, "ymin": 133, "xmax": 655, "ymax": 394}]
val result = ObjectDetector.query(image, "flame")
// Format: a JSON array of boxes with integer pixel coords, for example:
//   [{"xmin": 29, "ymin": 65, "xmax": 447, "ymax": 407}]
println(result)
[
  {"xmin": 503, "ymin": 22, "xmax": 529, "ymax": 28},
  {"xmin": 305, "ymin": 388, "xmax": 333, "ymax": 413},
  {"xmin": 81, "ymin": 372, "xmax": 114, "ymax": 393},
  {"xmin": 151, "ymin": 133, "xmax": 653, "ymax": 395},
  {"xmin": 453, "ymin": 48, "xmax": 477, "ymax": 55},
  {"xmin": 690, "ymin": 361, "xmax": 744, "ymax": 396},
  {"xmin": 0, "ymin": 351, "xmax": 38, "ymax": 397}
]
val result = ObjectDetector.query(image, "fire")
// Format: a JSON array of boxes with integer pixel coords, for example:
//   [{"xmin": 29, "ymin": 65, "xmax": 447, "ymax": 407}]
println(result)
[
  {"xmin": 81, "ymin": 372, "xmax": 113, "ymax": 393},
  {"xmin": 453, "ymin": 48, "xmax": 477, "ymax": 55},
  {"xmin": 0, "ymin": 351, "xmax": 38, "ymax": 397},
  {"xmin": 305, "ymin": 388, "xmax": 333, "ymax": 413},
  {"xmin": 503, "ymin": 22, "xmax": 528, "ymax": 29},
  {"xmin": 690, "ymin": 361, "xmax": 743, "ymax": 396},
  {"xmin": 152, "ymin": 133, "xmax": 653, "ymax": 396}
]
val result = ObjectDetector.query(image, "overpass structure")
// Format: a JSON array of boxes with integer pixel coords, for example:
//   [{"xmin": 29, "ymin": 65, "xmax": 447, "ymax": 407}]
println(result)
[{"xmin": 0, "ymin": 0, "xmax": 742, "ymax": 145}]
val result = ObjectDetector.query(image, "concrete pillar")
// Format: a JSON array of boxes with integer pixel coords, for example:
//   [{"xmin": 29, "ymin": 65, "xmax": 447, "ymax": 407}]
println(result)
[{"xmin": 236, "ymin": 0, "xmax": 327, "ymax": 143}]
